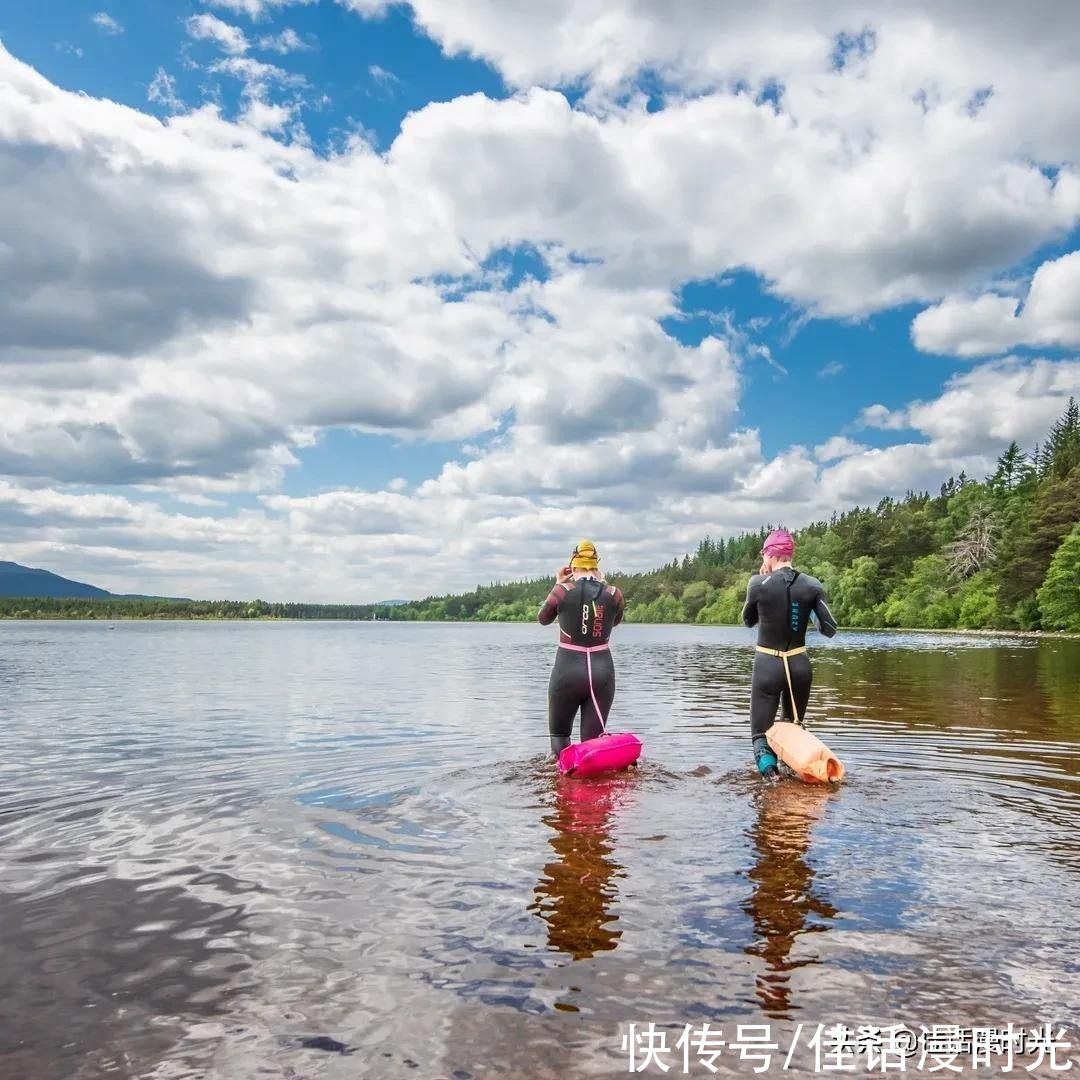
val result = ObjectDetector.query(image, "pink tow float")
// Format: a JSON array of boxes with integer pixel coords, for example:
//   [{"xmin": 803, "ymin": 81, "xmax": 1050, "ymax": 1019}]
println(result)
[{"xmin": 558, "ymin": 731, "xmax": 642, "ymax": 778}]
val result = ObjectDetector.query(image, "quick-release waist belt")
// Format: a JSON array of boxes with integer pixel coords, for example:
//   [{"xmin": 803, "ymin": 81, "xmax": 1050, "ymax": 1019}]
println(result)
[
  {"xmin": 755, "ymin": 645, "xmax": 807, "ymax": 658},
  {"xmin": 558, "ymin": 642, "xmax": 611, "ymax": 653}
]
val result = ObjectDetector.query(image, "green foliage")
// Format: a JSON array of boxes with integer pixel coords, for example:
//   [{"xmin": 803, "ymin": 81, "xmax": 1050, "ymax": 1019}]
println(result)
[
  {"xmin": 956, "ymin": 571, "xmax": 1001, "ymax": 630},
  {"xmin": 0, "ymin": 596, "xmax": 405, "ymax": 621},
  {"xmin": 988, "ymin": 440, "xmax": 1034, "ymax": 498},
  {"xmin": 836, "ymin": 556, "xmax": 885, "ymax": 625},
  {"xmin": 697, "ymin": 585, "xmax": 745, "ymax": 625},
  {"xmin": 680, "ymin": 580, "xmax": 713, "ymax": 620},
  {"xmin": 1037, "ymin": 525, "xmax": 1080, "ymax": 632},
  {"xmin": 626, "ymin": 593, "xmax": 687, "ymax": 624},
  {"xmin": 1042, "ymin": 397, "xmax": 1080, "ymax": 480},
  {"xmin": 881, "ymin": 555, "xmax": 956, "ymax": 628},
  {"xmin": 4, "ymin": 403, "xmax": 1079, "ymax": 633}
]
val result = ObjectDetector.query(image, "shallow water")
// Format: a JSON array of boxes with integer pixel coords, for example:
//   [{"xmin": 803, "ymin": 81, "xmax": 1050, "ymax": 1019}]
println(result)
[{"xmin": 0, "ymin": 621, "xmax": 1077, "ymax": 1078}]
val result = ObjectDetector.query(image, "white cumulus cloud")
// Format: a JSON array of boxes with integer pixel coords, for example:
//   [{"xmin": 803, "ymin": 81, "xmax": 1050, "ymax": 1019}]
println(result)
[
  {"xmin": 912, "ymin": 251, "xmax": 1080, "ymax": 356},
  {"xmin": 814, "ymin": 436, "xmax": 868, "ymax": 463}
]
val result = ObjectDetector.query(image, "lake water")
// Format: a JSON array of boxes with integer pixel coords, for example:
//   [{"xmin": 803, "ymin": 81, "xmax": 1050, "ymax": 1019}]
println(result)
[{"xmin": 0, "ymin": 621, "xmax": 1078, "ymax": 1079}]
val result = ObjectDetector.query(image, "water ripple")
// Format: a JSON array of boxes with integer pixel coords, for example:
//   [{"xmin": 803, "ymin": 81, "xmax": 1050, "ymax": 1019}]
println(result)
[{"xmin": 0, "ymin": 621, "xmax": 1077, "ymax": 1078}]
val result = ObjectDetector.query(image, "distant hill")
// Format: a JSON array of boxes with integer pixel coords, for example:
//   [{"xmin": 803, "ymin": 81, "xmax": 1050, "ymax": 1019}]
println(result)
[
  {"xmin": 374, "ymin": 599, "xmax": 408, "ymax": 606},
  {"xmin": 0, "ymin": 561, "xmax": 113, "ymax": 599},
  {"xmin": 0, "ymin": 561, "xmax": 187, "ymax": 601}
]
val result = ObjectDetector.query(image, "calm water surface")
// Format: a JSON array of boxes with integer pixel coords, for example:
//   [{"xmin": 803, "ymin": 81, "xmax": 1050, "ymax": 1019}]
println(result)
[{"xmin": 0, "ymin": 621, "xmax": 1078, "ymax": 1079}]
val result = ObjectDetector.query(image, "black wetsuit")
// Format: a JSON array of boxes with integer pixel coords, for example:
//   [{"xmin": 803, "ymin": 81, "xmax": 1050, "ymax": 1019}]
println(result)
[
  {"xmin": 538, "ymin": 577, "xmax": 625, "ymax": 754},
  {"xmin": 742, "ymin": 568, "xmax": 838, "ymax": 746}
]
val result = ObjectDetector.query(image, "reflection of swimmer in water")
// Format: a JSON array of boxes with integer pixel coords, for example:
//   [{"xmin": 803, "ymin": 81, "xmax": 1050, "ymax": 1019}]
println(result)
[
  {"xmin": 538, "ymin": 540, "xmax": 625, "ymax": 757},
  {"xmin": 528, "ymin": 778, "xmax": 628, "ymax": 961},
  {"xmin": 743, "ymin": 783, "xmax": 838, "ymax": 1019},
  {"xmin": 742, "ymin": 528, "xmax": 838, "ymax": 779}
]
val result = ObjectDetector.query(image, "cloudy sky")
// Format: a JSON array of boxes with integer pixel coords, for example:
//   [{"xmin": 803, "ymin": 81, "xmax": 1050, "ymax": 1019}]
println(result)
[{"xmin": 2, "ymin": 1, "xmax": 1079, "ymax": 602}]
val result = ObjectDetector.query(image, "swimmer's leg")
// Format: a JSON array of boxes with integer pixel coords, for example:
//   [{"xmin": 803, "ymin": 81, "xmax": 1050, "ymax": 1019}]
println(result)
[
  {"xmin": 550, "ymin": 734, "xmax": 572, "ymax": 755},
  {"xmin": 750, "ymin": 656, "xmax": 782, "ymax": 779},
  {"xmin": 548, "ymin": 651, "xmax": 581, "ymax": 756},
  {"xmin": 780, "ymin": 654, "xmax": 813, "ymax": 725},
  {"xmin": 579, "ymin": 651, "xmax": 615, "ymax": 742}
]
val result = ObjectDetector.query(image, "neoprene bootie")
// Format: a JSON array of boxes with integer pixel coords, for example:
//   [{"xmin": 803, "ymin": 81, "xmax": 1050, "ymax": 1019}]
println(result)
[{"xmin": 753, "ymin": 735, "xmax": 779, "ymax": 780}]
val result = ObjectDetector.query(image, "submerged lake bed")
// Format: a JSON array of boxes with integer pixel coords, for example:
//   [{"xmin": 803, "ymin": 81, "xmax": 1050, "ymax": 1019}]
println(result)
[{"xmin": 0, "ymin": 621, "xmax": 1078, "ymax": 1078}]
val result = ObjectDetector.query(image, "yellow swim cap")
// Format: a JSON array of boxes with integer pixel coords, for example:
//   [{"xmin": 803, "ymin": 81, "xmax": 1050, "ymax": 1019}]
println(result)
[{"xmin": 570, "ymin": 540, "xmax": 599, "ymax": 570}]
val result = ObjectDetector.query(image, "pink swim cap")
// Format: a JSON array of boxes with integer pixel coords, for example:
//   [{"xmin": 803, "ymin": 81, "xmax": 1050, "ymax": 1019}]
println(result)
[{"xmin": 762, "ymin": 528, "xmax": 795, "ymax": 558}]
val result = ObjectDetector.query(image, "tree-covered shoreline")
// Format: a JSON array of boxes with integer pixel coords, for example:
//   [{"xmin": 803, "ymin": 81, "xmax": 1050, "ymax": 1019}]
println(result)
[
  {"xmin": 4, "ymin": 402, "xmax": 1079, "ymax": 632},
  {"xmin": 6, "ymin": 601, "xmax": 1080, "ymax": 641}
]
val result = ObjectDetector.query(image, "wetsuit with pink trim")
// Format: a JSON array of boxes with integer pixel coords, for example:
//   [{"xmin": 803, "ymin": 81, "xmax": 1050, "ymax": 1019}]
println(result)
[{"xmin": 538, "ymin": 576, "xmax": 625, "ymax": 755}]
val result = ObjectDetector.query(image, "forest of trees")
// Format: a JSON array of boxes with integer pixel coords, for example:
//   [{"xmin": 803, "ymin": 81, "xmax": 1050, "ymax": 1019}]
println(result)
[
  {"xmin": 0, "ymin": 597, "xmax": 385, "ymax": 621},
  {"xmin": 4, "ymin": 401, "xmax": 1079, "ymax": 632}
]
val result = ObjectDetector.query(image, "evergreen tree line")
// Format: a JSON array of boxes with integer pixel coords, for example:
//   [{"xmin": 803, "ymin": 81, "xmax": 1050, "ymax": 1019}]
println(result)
[
  {"xmin": 0, "ymin": 597, "xmax": 389, "ymax": 621},
  {"xmin": 4, "ymin": 401, "xmax": 1079, "ymax": 632}
]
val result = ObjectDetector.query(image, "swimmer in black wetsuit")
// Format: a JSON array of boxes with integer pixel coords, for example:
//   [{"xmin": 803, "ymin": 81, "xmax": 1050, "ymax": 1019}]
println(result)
[
  {"xmin": 742, "ymin": 528, "xmax": 838, "ymax": 779},
  {"xmin": 537, "ymin": 540, "xmax": 625, "ymax": 756}
]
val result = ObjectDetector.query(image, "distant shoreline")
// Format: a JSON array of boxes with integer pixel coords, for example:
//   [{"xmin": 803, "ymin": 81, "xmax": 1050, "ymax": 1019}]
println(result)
[
  {"xmin": 2, "ymin": 613, "xmax": 1079, "ymax": 640},
  {"xmin": 837, "ymin": 625, "xmax": 1080, "ymax": 641}
]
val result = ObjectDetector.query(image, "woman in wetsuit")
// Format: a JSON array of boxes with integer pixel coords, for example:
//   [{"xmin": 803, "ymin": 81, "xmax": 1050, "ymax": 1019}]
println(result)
[
  {"xmin": 537, "ymin": 540, "xmax": 626, "ymax": 756},
  {"xmin": 742, "ymin": 529, "xmax": 838, "ymax": 779}
]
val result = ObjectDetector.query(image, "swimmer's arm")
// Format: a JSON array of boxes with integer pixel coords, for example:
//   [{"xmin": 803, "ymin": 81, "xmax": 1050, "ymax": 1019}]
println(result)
[
  {"xmin": 612, "ymin": 587, "xmax": 625, "ymax": 627},
  {"xmin": 741, "ymin": 576, "xmax": 761, "ymax": 628},
  {"xmin": 813, "ymin": 590, "xmax": 838, "ymax": 637},
  {"xmin": 537, "ymin": 583, "xmax": 567, "ymax": 625}
]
